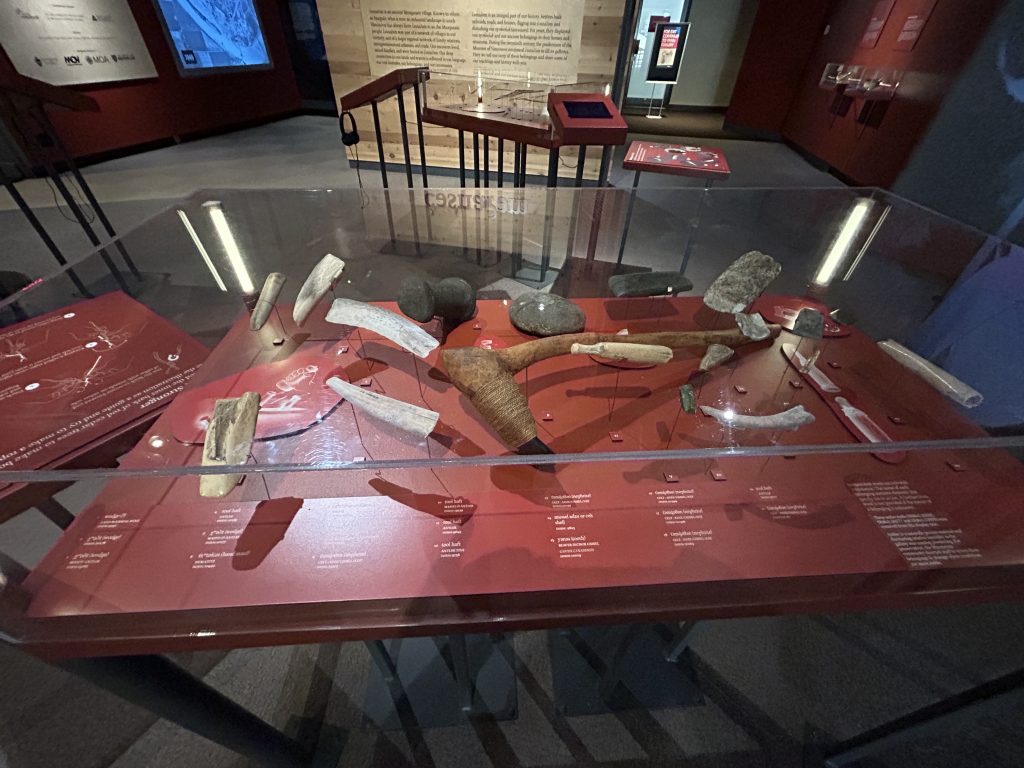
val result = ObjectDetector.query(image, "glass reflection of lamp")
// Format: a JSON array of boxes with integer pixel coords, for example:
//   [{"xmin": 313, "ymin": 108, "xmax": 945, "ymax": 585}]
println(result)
[
  {"xmin": 202, "ymin": 200, "xmax": 255, "ymax": 294},
  {"xmin": 177, "ymin": 209, "xmax": 227, "ymax": 291}
]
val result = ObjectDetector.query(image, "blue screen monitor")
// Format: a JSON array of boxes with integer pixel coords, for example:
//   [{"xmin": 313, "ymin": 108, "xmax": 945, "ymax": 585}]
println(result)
[{"xmin": 153, "ymin": 0, "xmax": 273, "ymax": 76}]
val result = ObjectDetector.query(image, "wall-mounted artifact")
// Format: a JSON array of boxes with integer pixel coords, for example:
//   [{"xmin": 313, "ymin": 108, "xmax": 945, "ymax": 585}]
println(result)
[
  {"xmin": 326, "ymin": 299, "xmax": 440, "ymax": 358},
  {"xmin": 608, "ymin": 272, "xmax": 694, "ymax": 297},
  {"xmin": 200, "ymin": 392, "xmax": 261, "ymax": 498},
  {"xmin": 397, "ymin": 277, "xmax": 477, "ymax": 324},
  {"xmin": 326, "ymin": 377, "xmax": 439, "ymax": 438},
  {"xmin": 509, "ymin": 293, "xmax": 586, "ymax": 336},
  {"xmin": 442, "ymin": 325, "xmax": 780, "ymax": 450},
  {"xmin": 704, "ymin": 251, "xmax": 782, "ymax": 314},
  {"xmin": 700, "ymin": 404, "xmax": 815, "ymax": 431},
  {"xmin": 251, "ymin": 273, "xmax": 287, "ymax": 330},
  {"xmin": 699, "ymin": 344, "xmax": 734, "ymax": 372},
  {"xmin": 294, "ymin": 254, "xmax": 346, "ymax": 326},
  {"xmin": 570, "ymin": 342, "xmax": 673, "ymax": 365},
  {"xmin": 877, "ymin": 340, "xmax": 982, "ymax": 408}
]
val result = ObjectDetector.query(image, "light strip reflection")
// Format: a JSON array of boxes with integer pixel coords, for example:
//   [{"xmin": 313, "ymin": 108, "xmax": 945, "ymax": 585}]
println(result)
[
  {"xmin": 813, "ymin": 197, "xmax": 874, "ymax": 287},
  {"xmin": 203, "ymin": 201, "xmax": 255, "ymax": 294},
  {"xmin": 177, "ymin": 209, "xmax": 227, "ymax": 291}
]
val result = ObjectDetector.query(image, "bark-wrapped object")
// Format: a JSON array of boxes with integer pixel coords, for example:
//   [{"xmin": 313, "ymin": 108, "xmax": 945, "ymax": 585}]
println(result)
[
  {"xmin": 877, "ymin": 339, "xmax": 983, "ymax": 408},
  {"xmin": 442, "ymin": 325, "xmax": 780, "ymax": 449}
]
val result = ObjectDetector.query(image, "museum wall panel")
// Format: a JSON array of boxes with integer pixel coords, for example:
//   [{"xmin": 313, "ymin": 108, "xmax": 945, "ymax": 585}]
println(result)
[
  {"xmin": 0, "ymin": 0, "xmax": 303, "ymax": 161},
  {"xmin": 317, "ymin": 0, "xmax": 624, "ymax": 179}
]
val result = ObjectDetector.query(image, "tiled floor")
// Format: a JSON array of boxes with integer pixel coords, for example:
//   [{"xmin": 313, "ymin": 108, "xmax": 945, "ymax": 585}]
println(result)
[{"xmin": 1, "ymin": 116, "xmax": 1022, "ymax": 768}]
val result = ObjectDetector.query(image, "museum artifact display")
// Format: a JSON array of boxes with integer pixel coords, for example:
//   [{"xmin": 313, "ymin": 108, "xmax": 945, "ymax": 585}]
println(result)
[
  {"xmin": 877, "ymin": 339, "xmax": 983, "ymax": 407},
  {"xmin": 608, "ymin": 272, "xmax": 694, "ymax": 297},
  {"xmin": 704, "ymin": 251, "xmax": 783, "ymax": 313},
  {"xmin": 699, "ymin": 404, "xmax": 816, "ymax": 431},
  {"xmin": 293, "ymin": 253, "xmax": 346, "ymax": 325},
  {"xmin": 441, "ymin": 324, "xmax": 780, "ymax": 450},
  {"xmin": 250, "ymin": 272, "xmax": 286, "ymax": 330},
  {"xmin": 569, "ymin": 342, "xmax": 673, "ymax": 365},
  {"xmin": 326, "ymin": 298, "xmax": 440, "ymax": 357},
  {"xmin": 396, "ymin": 276, "xmax": 477, "ymax": 324},
  {"xmin": 509, "ymin": 292, "xmax": 587, "ymax": 336},
  {"xmin": 735, "ymin": 311, "xmax": 771, "ymax": 340},
  {"xmin": 199, "ymin": 392, "xmax": 261, "ymax": 498},
  {"xmin": 326, "ymin": 377, "xmax": 440, "ymax": 438},
  {"xmin": 698, "ymin": 344, "xmax": 735, "ymax": 372}
]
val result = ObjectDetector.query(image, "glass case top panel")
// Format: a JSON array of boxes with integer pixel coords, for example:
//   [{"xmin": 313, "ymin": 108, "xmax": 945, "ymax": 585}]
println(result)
[{"xmin": 0, "ymin": 186, "xmax": 1020, "ymax": 491}]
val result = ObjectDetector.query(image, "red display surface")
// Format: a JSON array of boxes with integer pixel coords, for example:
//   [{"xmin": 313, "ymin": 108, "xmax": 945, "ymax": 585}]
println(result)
[
  {"xmin": 0, "ymin": 292, "xmax": 207, "ymax": 475},
  {"xmin": 20, "ymin": 298, "xmax": 1024, "ymax": 656},
  {"xmin": 623, "ymin": 142, "xmax": 731, "ymax": 180}
]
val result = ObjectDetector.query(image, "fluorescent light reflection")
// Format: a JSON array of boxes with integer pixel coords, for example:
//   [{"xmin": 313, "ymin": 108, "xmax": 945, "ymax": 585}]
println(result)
[
  {"xmin": 203, "ymin": 201, "xmax": 255, "ymax": 294},
  {"xmin": 813, "ymin": 197, "xmax": 875, "ymax": 287},
  {"xmin": 177, "ymin": 209, "xmax": 227, "ymax": 291}
]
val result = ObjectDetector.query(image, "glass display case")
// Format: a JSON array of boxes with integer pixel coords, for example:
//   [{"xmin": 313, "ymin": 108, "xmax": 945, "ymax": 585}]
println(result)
[{"xmin": 1, "ymin": 185, "xmax": 1022, "ymax": 662}]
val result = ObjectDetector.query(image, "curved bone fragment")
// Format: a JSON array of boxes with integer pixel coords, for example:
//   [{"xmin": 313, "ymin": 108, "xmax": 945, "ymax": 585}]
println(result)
[
  {"xmin": 326, "ymin": 377, "xmax": 439, "ymax": 438},
  {"xmin": 877, "ymin": 339, "xmax": 983, "ymax": 408},
  {"xmin": 699, "ymin": 343, "xmax": 735, "ymax": 372},
  {"xmin": 570, "ymin": 342, "xmax": 673, "ymax": 365},
  {"xmin": 326, "ymin": 299, "xmax": 440, "ymax": 358},
  {"xmin": 251, "ymin": 272, "xmax": 287, "ymax": 330},
  {"xmin": 734, "ymin": 311, "xmax": 770, "ymax": 341},
  {"xmin": 293, "ymin": 254, "xmax": 345, "ymax": 326},
  {"xmin": 200, "ymin": 392, "xmax": 260, "ymax": 498},
  {"xmin": 699, "ymin": 404, "xmax": 815, "ymax": 431},
  {"xmin": 704, "ymin": 251, "xmax": 782, "ymax": 313}
]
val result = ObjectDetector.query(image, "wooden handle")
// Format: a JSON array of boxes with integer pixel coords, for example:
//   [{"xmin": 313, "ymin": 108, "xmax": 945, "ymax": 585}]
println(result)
[{"xmin": 571, "ymin": 342, "xmax": 673, "ymax": 364}]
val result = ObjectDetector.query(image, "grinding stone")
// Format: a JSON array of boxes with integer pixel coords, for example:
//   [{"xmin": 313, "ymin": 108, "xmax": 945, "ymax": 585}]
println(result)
[{"xmin": 509, "ymin": 293, "xmax": 586, "ymax": 337}]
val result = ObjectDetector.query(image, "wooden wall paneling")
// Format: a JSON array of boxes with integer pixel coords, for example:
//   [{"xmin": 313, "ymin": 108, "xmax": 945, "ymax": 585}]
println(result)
[{"xmin": 319, "ymin": 0, "xmax": 624, "ymax": 183}]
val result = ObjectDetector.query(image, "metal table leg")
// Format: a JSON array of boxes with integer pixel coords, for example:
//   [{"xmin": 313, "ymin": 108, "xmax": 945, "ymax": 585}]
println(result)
[
  {"xmin": 370, "ymin": 101, "xmax": 389, "ymax": 189},
  {"xmin": 395, "ymin": 87, "xmax": 414, "ymax": 189},
  {"xmin": 448, "ymin": 633, "xmax": 475, "ymax": 712},
  {"xmin": 547, "ymin": 147, "xmax": 559, "ymax": 188},
  {"xmin": 4, "ymin": 182, "xmax": 91, "ymax": 297},
  {"xmin": 575, "ymin": 146, "xmax": 587, "ymax": 187},
  {"xmin": 58, "ymin": 654, "xmax": 310, "ymax": 768},
  {"xmin": 664, "ymin": 621, "xmax": 701, "ymax": 663},
  {"xmin": 616, "ymin": 169, "xmax": 642, "ymax": 265},
  {"xmin": 679, "ymin": 179, "xmax": 712, "ymax": 274}
]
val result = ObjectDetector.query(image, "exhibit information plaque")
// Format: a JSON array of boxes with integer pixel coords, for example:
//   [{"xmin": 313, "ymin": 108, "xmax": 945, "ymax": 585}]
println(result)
[
  {"xmin": 0, "ymin": 292, "xmax": 207, "ymax": 473},
  {"xmin": 360, "ymin": 0, "xmax": 584, "ymax": 82},
  {"xmin": 0, "ymin": 0, "xmax": 156, "ymax": 85}
]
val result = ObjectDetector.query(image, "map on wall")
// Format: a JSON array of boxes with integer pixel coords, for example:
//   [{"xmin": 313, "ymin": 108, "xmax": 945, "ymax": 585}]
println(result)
[
  {"xmin": 0, "ymin": 0, "xmax": 157, "ymax": 85},
  {"xmin": 360, "ymin": 0, "xmax": 584, "ymax": 84},
  {"xmin": 154, "ymin": 0, "xmax": 272, "ymax": 74}
]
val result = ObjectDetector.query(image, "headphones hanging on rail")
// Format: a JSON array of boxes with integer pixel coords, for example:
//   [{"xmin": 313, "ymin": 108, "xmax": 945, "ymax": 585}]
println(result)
[{"xmin": 339, "ymin": 111, "xmax": 359, "ymax": 147}]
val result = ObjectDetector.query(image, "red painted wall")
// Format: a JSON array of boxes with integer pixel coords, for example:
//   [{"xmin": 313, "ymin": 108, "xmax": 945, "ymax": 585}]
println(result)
[
  {"xmin": 725, "ymin": 0, "xmax": 833, "ymax": 136},
  {"xmin": 727, "ymin": 0, "xmax": 1002, "ymax": 186},
  {"xmin": 0, "ymin": 0, "xmax": 303, "ymax": 160}
]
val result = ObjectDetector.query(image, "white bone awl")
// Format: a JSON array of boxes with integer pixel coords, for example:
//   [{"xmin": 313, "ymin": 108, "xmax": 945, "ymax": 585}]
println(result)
[
  {"xmin": 325, "ymin": 299, "xmax": 440, "ymax": 358},
  {"xmin": 326, "ymin": 377, "xmax": 439, "ymax": 438},
  {"xmin": 293, "ymin": 254, "xmax": 346, "ymax": 326}
]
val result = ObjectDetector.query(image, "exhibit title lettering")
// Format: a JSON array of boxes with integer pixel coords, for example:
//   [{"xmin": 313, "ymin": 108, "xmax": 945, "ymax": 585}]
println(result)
[{"xmin": 425, "ymin": 192, "xmax": 529, "ymax": 218}]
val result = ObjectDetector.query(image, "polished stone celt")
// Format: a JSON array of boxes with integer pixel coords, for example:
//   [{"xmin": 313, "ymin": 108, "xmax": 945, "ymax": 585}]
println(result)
[
  {"xmin": 734, "ymin": 311, "xmax": 770, "ymax": 341},
  {"xmin": 509, "ymin": 293, "xmax": 585, "ymax": 336},
  {"xmin": 703, "ymin": 251, "xmax": 781, "ymax": 313},
  {"xmin": 608, "ymin": 272, "xmax": 694, "ymax": 297},
  {"xmin": 793, "ymin": 308, "xmax": 825, "ymax": 339}
]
